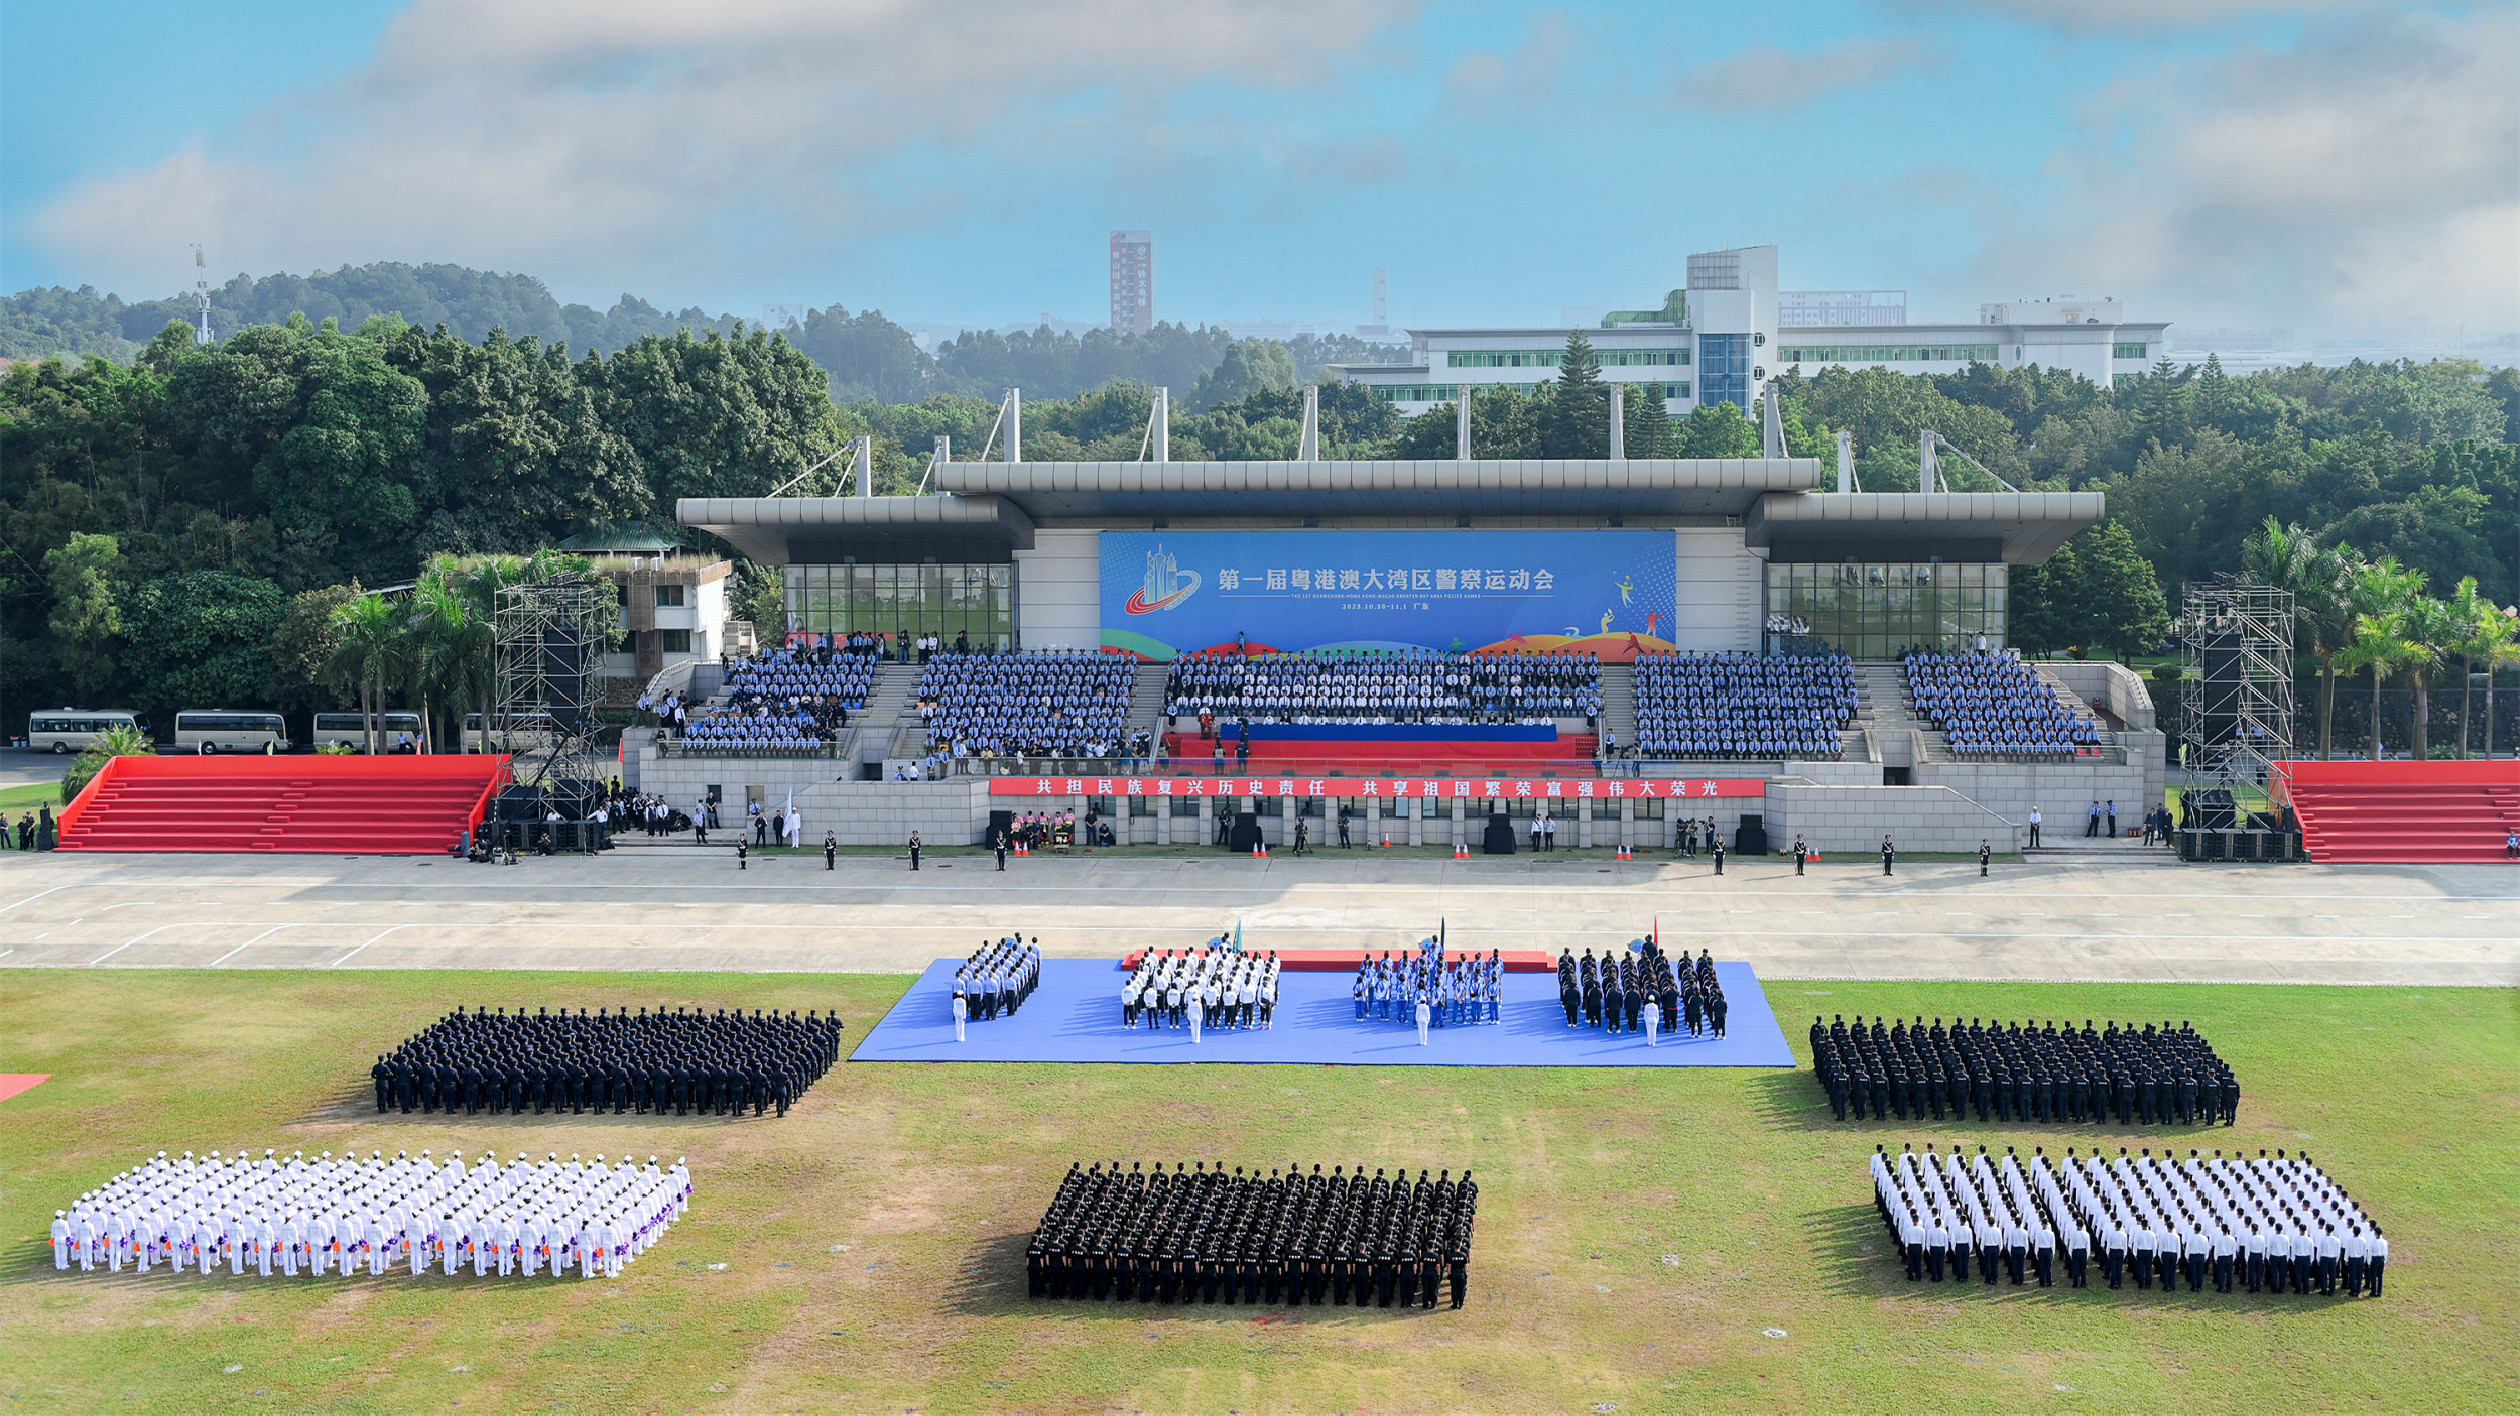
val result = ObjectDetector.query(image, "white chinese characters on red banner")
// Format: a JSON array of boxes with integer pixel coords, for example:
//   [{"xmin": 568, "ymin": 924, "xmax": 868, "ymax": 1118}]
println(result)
[{"xmin": 985, "ymin": 776, "xmax": 1764, "ymax": 799}]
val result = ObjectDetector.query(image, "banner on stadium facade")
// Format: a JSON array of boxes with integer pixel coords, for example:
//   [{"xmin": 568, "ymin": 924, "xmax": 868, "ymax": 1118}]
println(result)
[
  {"xmin": 1099, "ymin": 529, "xmax": 1678, "ymax": 661},
  {"xmin": 987, "ymin": 775, "xmax": 1765, "ymax": 800}
]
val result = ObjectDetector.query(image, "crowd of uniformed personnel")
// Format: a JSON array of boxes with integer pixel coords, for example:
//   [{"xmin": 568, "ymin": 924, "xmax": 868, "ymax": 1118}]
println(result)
[
  {"xmin": 368, "ymin": 1006, "xmax": 844, "ymax": 1120},
  {"xmin": 1811, "ymin": 1015, "xmax": 2240, "ymax": 1126},
  {"xmin": 1026, "ymin": 1160, "xmax": 1478, "ymax": 1310},
  {"xmin": 1558, "ymin": 940, "xmax": 1728, "ymax": 1038}
]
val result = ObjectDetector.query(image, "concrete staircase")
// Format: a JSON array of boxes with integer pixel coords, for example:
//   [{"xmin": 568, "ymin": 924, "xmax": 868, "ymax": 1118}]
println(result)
[
  {"xmin": 1856, "ymin": 662, "xmax": 1952, "ymax": 763},
  {"xmin": 847, "ymin": 661, "xmax": 921, "ymax": 764},
  {"xmin": 1598, "ymin": 663, "xmax": 1637, "ymax": 755},
  {"xmin": 2030, "ymin": 663, "xmax": 2109, "ymax": 732},
  {"xmin": 1124, "ymin": 670, "xmax": 1171, "ymax": 749}
]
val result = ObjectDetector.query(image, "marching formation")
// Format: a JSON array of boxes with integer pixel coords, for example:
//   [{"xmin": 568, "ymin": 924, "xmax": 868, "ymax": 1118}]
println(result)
[
  {"xmin": 1811, "ymin": 1015, "xmax": 2239, "ymax": 1126},
  {"xmin": 370, "ymin": 1005, "xmax": 846, "ymax": 1119},
  {"xmin": 1352, "ymin": 941, "xmax": 1503, "ymax": 1027},
  {"xmin": 1026, "ymin": 1160, "xmax": 1479, "ymax": 1309},
  {"xmin": 951, "ymin": 937, "xmax": 1043, "ymax": 1023},
  {"xmin": 48, "ymin": 1148, "xmax": 692, "ymax": 1281},
  {"xmin": 1871, "ymin": 1143, "xmax": 2384, "ymax": 1298},
  {"xmin": 1558, "ymin": 941, "xmax": 1728, "ymax": 1039},
  {"xmin": 1121, "ymin": 948, "xmax": 1282, "ymax": 1032}
]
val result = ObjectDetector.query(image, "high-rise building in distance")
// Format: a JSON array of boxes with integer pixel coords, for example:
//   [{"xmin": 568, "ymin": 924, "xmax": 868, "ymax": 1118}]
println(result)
[{"xmin": 1109, "ymin": 231, "xmax": 1154, "ymax": 336}]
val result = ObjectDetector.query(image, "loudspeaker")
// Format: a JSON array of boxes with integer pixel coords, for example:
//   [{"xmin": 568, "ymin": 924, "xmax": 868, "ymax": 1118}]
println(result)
[
  {"xmin": 2190, "ymin": 788, "xmax": 2238, "ymax": 831},
  {"xmin": 988, "ymin": 809, "xmax": 1014, "ymax": 843},
  {"xmin": 542, "ymin": 626, "xmax": 591, "ymax": 733},
  {"xmin": 2199, "ymin": 628, "xmax": 2243, "ymax": 745},
  {"xmin": 1734, "ymin": 813, "xmax": 1769, "ymax": 856},
  {"xmin": 1482, "ymin": 812, "xmax": 1516, "ymax": 854},
  {"xmin": 1228, "ymin": 811, "xmax": 1263, "ymax": 852}
]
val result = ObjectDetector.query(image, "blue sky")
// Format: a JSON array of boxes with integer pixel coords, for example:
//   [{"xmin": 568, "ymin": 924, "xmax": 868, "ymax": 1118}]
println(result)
[{"xmin": 4, "ymin": 1, "xmax": 2512, "ymax": 337}]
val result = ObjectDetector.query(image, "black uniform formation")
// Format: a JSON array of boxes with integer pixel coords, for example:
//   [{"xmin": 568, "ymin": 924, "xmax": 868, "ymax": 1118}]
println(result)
[
  {"xmin": 368, "ymin": 1006, "xmax": 845, "ymax": 1120},
  {"xmin": 1558, "ymin": 941, "xmax": 1728, "ymax": 1036},
  {"xmin": 1025, "ymin": 1160, "xmax": 1479, "ymax": 1310},
  {"xmin": 1811, "ymin": 1015, "xmax": 2240, "ymax": 1126}
]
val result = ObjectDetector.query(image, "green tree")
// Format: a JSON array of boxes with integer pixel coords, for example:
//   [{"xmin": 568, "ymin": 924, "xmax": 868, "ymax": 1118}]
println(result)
[
  {"xmin": 43, "ymin": 531, "xmax": 124, "ymax": 699},
  {"xmin": 1673, "ymin": 401, "xmax": 1760, "ymax": 459},
  {"xmin": 1620, "ymin": 382, "xmax": 1675, "ymax": 458},
  {"xmin": 2335, "ymin": 557, "xmax": 2428, "ymax": 758},
  {"xmin": 2072, "ymin": 521, "xmax": 2171, "ymax": 658},
  {"xmin": 1187, "ymin": 339, "xmax": 1297, "ymax": 411},
  {"xmin": 2240, "ymin": 517, "xmax": 2358, "ymax": 758},
  {"xmin": 2470, "ymin": 603, "xmax": 2520, "ymax": 758},
  {"xmin": 410, "ymin": 577, "xmax": 494, "ymax": 754},
  {"xmin": 269, "ymin": 583, "xmax": 359, "ymax": 715},
  {"xmin": 324, "ymin": 592, "xmax": 413, "ymax": 755},
  {"xmin": 120, "ymin": 571, "xmax": 290, "ymax": 718},
  {"xmin": 60, "ymin": 723, "xmax": 154, "ymax": 804},
  {"xmin": 1538, "ymin": 331, "xmax": 1608, "ymax": 458},
  {"xmin": 2440, "ymin": 576, "xmax": 2498, "ymax": 757}
]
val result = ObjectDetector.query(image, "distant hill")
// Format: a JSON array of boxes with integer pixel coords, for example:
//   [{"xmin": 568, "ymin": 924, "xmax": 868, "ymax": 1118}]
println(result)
[
  {"xmin": 2, "ymin": 261, "xmax": 1417, "ymax": 401},
  {"xmin": 1, "ymin": 263, "xmax": 748, "ymax": 364}
]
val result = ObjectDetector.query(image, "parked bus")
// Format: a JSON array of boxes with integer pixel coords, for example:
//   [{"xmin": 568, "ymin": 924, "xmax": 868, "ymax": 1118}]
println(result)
[
  {"xmin": 463, "ymin": 710, "xmax": 560, "ymax": 754},
  {"xmin": 312, "ymin": 711, "xmax": 425, "ymax": 752},
  {"xmin": 27, "ymin": 709, "xmax": 145, "ymax": 754},
  {"xmin": 174, "ymin": 710, "xmax": 291, "ymax": 754}
]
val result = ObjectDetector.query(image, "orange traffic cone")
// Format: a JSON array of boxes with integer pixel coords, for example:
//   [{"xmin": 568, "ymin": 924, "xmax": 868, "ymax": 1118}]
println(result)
[
  {"xmin": 1453, "ymin": 841, "xmax": 1469, "ymax": 859},
  {"xmin": 1616, "ymin": 843, "xmax": 1632, "ymax": 860}
]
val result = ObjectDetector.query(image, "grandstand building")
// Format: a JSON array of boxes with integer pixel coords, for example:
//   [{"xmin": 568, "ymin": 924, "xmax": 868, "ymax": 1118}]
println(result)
[{"xmin": 665, "ymin": 412, "xmax": 2162, "ymax": 853}]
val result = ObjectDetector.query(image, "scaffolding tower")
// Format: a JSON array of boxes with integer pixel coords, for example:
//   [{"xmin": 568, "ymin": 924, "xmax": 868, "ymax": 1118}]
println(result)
[
  {"xmin": 2177, "ymin": 578, "xmax": 2295, "ymax": 792},
  {"xmin": 493, "ymin": 573, "xmax": 618, "ymax": 782}
]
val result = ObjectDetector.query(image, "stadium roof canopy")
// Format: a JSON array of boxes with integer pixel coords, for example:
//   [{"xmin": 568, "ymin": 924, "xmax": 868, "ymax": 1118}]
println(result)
[{"xmin": 678, "ymin": 458, "xmax": 2102, "ymax": 564}]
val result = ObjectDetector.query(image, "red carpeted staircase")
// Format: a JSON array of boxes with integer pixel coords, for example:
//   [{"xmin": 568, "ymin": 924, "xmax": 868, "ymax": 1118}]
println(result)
[
  {"xmin": 2275, "ymin": 760, "xmax": 2520, "ymax": 865},
  {"xmin": 55, "ymin": 755, "xmax": 509, "ymax": 855}
]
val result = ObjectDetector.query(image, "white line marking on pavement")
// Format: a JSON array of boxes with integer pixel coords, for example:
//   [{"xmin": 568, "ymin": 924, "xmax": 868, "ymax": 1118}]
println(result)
[
  {"xmin": 0, "ymin": 884, "xmax": 79, "ymax": 915},
  {"xmin": 209, "ymin": 925, "xmax": 295, "ymax": 968},
  {"xmin": 0, "ymin": 950, "xmax": 12, "ymax": 961},
  {"xmin": 91, "ymin": 924, "xmax": 179, "ymax": 966},
  {"xmin": 331, "ymin": 924, "xmax": 410, "ymax": 968},
  {"xmin": 99, "ymin": 901, "xmax": 155, "ymax": 911}
]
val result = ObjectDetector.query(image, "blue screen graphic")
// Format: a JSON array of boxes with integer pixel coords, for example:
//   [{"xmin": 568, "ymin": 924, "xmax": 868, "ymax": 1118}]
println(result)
[{"xmin": 1099, "ymin": 529, "xmax": 1678, "ymax": 660}]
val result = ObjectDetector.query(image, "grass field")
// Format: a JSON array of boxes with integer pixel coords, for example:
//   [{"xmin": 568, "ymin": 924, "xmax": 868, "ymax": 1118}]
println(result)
[{"xmin": 2, "ymin": 971, "xmax": 2512, "ymax": 1414}]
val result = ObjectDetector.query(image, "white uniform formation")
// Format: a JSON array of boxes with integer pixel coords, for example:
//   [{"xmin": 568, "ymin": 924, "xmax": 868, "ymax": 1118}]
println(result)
[
  {"xmin": 1872, "ymin": 1144, "xmax": 2387, "ymax": 1298},
  {"xmin": 48, "ymin": 1148, "xmax": 693, "ymax": 1281},
  {"xmin": 1122, "ymin": 947, "xmax": 1282, "ymax": 1035}
]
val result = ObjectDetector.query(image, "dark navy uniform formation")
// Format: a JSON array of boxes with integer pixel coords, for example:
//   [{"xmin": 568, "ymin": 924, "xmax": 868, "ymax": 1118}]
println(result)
[
  {"xmin": 1558, "ymin": 942, "xmax": 1727, "ymax": 1037},
  {"xmin": 369, "ymin": 1006, "xmax": 844, "ymax": 1120},
  {"xmin": 1025, "ymin": 1160, "xmax": 1478, "ymax": 1310},
  {"xmin": 1812, "ymin": 1015, "xmax": 2239, "ymax": 1126}
]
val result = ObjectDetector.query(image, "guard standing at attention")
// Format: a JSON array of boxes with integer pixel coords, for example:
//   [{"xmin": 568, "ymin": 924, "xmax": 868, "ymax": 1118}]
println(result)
[
  {"xmin": 1882, "ymin": 835, "xmax": 1896, "ymax": 876},
  {"xmin": 1979, "ymin": 840, "xmax": 1991, "ymax": 877},
  {"xmin": 908, "ymin": 831, "xmax": 923, "ymax": 870}
]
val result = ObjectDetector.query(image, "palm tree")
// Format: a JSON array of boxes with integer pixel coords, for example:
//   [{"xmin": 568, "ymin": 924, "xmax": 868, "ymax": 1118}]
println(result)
[
  {"xmin": 2240, "ymin": 517, "xmax": 2357, "ymax": 758},
  {"xmin": 2332, "ymin": 558, "xmax": 2424, "ymax": 757},
  {"xmin": 325, "ymin": 593, "xmax": 412, "ymax": 755},
  {"xmin": 413, "ymin": 578, "xmax": 496, "ymax": 756},
  {"xmin": 2396, "ymin": 593, "xmax": 2460, "ymax": 760},
  {"xmin": 2472, "ymin": 604, "xmax": 2520, "ymax": 759},
  {"xmin": 2439, "ymin": 577, "xmax": 2492, "ymax": 757}
]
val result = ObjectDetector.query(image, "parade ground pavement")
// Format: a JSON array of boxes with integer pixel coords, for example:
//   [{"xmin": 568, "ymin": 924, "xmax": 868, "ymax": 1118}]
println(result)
[
  {"xmin": 3, "ymin": 845, "xmax": 2516, "ymax": 986},
  {"xmin": 0, "ymin": 969, "xmax": 2512, "ymax": 1414}
]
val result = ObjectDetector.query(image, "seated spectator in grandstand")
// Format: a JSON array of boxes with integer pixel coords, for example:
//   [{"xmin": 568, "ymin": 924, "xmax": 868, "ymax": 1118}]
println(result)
[
  {"xmin": 667, "ymin": 644, "xmax": 881, "ymax": 751},
  {"xmin": 1161, "ymin": 648, "xmax": 1599, "ymax": 729},
  {"xmin": 915, "ymin": 650, "xmax": 1137, "ymax": 760},
  {"xmin": 1903, "ymin": 650, "xmax": 2101, "ymax": 756},
  {"xmin": 1632, "ymin": 651, "xmax": 1855, "ymax": 760}
]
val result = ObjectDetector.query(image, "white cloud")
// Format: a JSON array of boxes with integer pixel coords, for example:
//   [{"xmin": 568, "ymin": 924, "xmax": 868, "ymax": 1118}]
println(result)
[
  {"xmin": 29, "ymin": 0, "xmax": 1424, "ymax": 301},
  {"xmin": 1669, "ymin": 38, "xmax": 1925, "ymax": 111},
  {"xmin": 1442, "ymin": 13, "xmax": 1575, "ymax": 111},
  {"xmin": 1906, "ymin": 0, "xmax": 2398, "ymax": 35},
  {"xmin": 1963, "ymin": 8, "xmax": 2519, "ymax": 333}
]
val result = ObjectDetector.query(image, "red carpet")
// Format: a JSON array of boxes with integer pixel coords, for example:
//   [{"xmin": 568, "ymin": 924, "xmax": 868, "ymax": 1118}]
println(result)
[
  {"xmin": 2273, "ymin": 760, "xmax": 2520, "ymax": 864},
  {"xmin": 0, "ymin": 1075, "xmax": 51, "ymax": 1104},
  {"xmin": 56, "ymin": 754, "xmax": 510, "ymax": 855}
]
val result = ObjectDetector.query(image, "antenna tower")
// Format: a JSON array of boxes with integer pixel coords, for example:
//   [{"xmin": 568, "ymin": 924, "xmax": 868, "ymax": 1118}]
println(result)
[{"xmin": 191, "ymin": 245, "xmax": 213, "ymax": 344}]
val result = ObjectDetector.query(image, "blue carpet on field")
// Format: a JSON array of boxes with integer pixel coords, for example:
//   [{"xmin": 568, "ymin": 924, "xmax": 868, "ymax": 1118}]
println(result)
[{"xmin": 851, "ymin": 958, "xmax": 1795, "ymax": 1067}]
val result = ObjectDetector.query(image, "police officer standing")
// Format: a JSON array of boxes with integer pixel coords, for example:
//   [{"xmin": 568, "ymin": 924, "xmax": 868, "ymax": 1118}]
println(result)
[
  {"xmin": 1881, "ymin": 835, "xmax": 1896, "ymax": 877},
  {"xmin": 908, "ymin": 831, "xmax": 923, "ymax": 870}
]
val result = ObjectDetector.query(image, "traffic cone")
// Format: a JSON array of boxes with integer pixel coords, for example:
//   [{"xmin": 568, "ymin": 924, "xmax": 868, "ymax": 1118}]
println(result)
[
  {"xmin": 1252, "ymin": 841, "xmax": 1266, "ymax": 858},
  {"xmin": 1616, "ymin": 843, "xmax": 1631, "ymax": 860},
  {"xmin": 1453, "ymin": 841, "xmax": 1469, "ymax": 859}
]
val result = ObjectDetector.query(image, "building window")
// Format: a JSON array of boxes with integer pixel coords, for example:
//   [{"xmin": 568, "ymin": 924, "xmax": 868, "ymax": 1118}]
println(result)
[
  {"xmin": 659, "ymin": 629, "xmax": 692, "ymax": 654},
  {"xmin": 1764, "ymin": 561, "xmax": 2009, "ymax": 660},
  {"xmin": 1363, "ymin": 383, "xmax": 1464, "ymax": 403},
  {"xmin": 1698, "ymin": 334, "xmax": 1752, "ymax": 411},
  {"xmin": 784, "ymin": 561, "xmax": 1015, "ymax": 650},
  {"xmin": 1776, "ymin": 344, "xmax": 2000, "ymax": 365},
  {"xmin": 654, "ymin": 584, "xmax": 686, "ymax": 607},
  {"xmin": 2113, "ymin": 342, "xmax": 2148, "ymax": 360}
]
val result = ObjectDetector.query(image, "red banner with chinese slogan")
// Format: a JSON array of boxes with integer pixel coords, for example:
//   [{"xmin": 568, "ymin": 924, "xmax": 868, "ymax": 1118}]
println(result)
[{"xmin": 984, "ymin": 775, "xmax": 1764, "ymax": 801}]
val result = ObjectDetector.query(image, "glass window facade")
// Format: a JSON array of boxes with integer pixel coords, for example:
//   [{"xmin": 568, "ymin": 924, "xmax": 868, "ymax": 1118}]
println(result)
[
  {"xmin": 783, "ymin": 562, "xmax": 1015, "ymax": 649},
  {"xmin": 1765, "ymin": 561, "xmax": 2008, "ymax": 660},
  {"xmin": 1698, "ymin": 334, "xmax": 1751, "ymax": 411},
  {"xmin": 1776, "ymin": 344, "xmax": 2000, "ymax": 365},
  {"xmin": 2113, "ymin": 342, "xmax": 2149, "ymax": 360}
]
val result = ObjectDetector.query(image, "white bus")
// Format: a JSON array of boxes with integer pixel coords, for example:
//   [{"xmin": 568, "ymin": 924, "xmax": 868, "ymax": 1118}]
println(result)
[
  {"xmin": 27, "ymin": 709, "xmax": 145, "ymax": 754},
  {"xmin": 463, "ymin": 711, "xmax": 560, "ymax": 754},
  {"xmin": 173, "ymin": 710, "xmax": 291, "ymax": 754},
  {"xmin": 312, "ymin": 711, "xmax": 425, "ymax": 752}
]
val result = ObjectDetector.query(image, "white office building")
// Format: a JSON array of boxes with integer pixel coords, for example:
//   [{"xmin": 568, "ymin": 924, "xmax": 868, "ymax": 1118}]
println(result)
[{"xmin": 1332, "ymin": 246, "xmax": 2169, "ymax": 416}]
